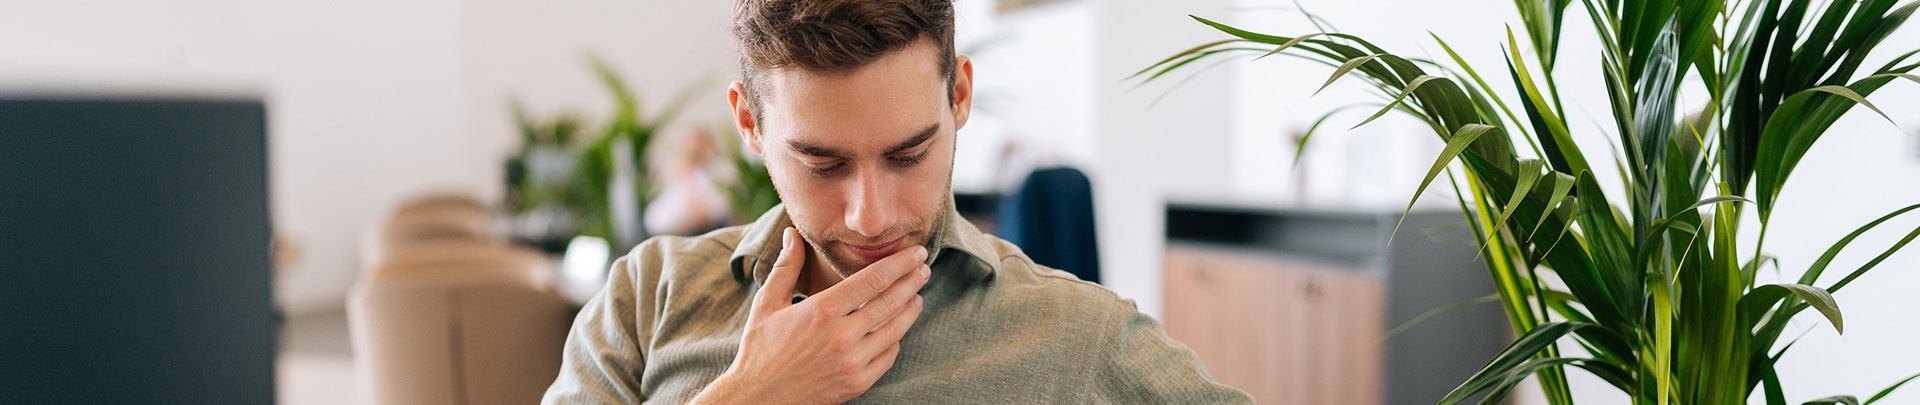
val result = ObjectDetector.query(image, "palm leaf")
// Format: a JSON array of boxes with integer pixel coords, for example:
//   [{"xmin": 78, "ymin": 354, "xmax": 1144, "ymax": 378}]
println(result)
[{"xmin": 1139, "ymin": 3, "xmax": 1920, "ymax": 402}]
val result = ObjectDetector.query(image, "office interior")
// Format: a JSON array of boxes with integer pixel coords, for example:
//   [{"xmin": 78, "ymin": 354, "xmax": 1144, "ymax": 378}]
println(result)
[{"xmin": 4, "ymin": 0, "xmax": 1919, "ymax": 403}]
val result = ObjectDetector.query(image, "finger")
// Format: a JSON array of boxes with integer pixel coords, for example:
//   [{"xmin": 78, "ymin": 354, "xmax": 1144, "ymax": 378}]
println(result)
[
  {"xmin": 855, "ymin": 342, "xmax": 903, "ymax": 389},
  {"xmin": 814, "ymin": 245, "xmax": 927, "ymax": 314},
  {"xmin": 752, "ymin": 227, "xmax": 805, "ymax": 314},
  {"xmin": 849, "ymin": 263, "xmax": 929, "ymax": 329},
  {"xmin": 856, "ymin": 294, "xmax": 922, "ymax": 359}
]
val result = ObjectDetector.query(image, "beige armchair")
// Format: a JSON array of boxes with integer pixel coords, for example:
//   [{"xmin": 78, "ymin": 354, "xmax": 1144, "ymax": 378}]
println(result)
[
  {"xmin": 359, "ymin": 194, "xmax": 496, "ymax": 274},
  {"xmin": 348, "ymin": 195, "xmax": 573, "ymax": 405}
]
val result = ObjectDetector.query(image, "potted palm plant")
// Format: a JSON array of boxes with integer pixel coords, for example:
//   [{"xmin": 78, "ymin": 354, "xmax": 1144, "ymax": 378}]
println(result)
[
  {"xmin": 505, "ymin": 55, "xmax": 704, "ymax": 252},
  {"xmin": 1139, "ymin": 0, "xmax": 1920, "ymax": 403}
]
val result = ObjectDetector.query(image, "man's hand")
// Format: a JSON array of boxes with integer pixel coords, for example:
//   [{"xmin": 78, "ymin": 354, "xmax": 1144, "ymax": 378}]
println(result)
[{"xmin": 693, "ymin": 227, "xmax": 930, "ymax": 404}]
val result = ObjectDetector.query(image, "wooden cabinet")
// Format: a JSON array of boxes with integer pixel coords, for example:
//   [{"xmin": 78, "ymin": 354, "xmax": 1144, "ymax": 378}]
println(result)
[
  {"xmin": 1161, "ymin": 204, "xmax": 1510, "ymax": 405},
  {"xmin": 1164, "ymin": 245, "xmax": 1384, "ymax": 404}
]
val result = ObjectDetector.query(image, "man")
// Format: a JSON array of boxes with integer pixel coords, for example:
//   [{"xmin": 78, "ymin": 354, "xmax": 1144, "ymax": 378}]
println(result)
[{"xmin": 543, "ymin": 0, "xmax": 1251, "ymax": 403}]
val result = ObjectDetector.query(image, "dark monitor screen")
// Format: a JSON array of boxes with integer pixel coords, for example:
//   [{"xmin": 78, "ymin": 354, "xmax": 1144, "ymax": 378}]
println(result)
[{"xmin": 0, "ymin": 96, "xmax": 275, "ymax": 403}]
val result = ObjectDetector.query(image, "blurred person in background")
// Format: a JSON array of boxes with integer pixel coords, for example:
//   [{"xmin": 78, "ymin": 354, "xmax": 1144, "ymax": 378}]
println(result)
[{"xmin": 645, "ymin": 127, "xmax": 734, "ymax": 236}]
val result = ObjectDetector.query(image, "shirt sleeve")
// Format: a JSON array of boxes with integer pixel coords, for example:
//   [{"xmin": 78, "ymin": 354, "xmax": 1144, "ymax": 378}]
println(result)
[
  {"xmin": 1092, "ymin": 301, "xmax": 1254, "ymax": 404},
  {"xmin": 542, "ymin": 252, "xmax": 652, "ymax": 404}
]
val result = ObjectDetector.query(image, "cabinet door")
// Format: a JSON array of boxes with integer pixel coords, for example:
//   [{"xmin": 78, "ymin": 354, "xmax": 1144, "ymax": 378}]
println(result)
[
  {"xmin": 1163, "ymin": 246, "xmax": 1383, "ymax": 404},
  {"xmin": 1164, "ymin": 246, "xmax": 1305, "ymax": 403},
  {"xmin": 1304, "ymin": 263, "xmax": 1385, "ymax": 404}
]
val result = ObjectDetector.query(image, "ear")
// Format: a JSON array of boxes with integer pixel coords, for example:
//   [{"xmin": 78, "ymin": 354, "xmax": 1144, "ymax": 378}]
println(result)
[
  {"xmin": 728, "ymin": 81, "xmax": 763, "ymax": 156},
  {"xmin": 951, "ymin": 54, "xmax": 975, "ymax": 130}
]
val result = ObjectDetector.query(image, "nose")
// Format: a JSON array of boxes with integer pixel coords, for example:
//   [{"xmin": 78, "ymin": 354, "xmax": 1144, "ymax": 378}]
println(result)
[{"xmin": 843, "ymin": 165, "xmax": 894, "ymax": 239}]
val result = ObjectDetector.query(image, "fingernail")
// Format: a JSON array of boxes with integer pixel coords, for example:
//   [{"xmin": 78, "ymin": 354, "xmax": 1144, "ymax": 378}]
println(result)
[
  {"xmin": 919, "ymin": 265, "xmax": 931, "ymax": 279},
  {"xmin": 782, "ymin": 227, "xmax": 794, "ymax": 249},
  {"xmin": 915, "ymin": 246, "xmax": 928, "ymax": 261}
]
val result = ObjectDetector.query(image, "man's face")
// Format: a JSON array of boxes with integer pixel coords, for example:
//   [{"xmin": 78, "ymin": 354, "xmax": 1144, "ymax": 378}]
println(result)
[{"xmin": 730, "ymin": 38, "xmax": 973, "ymax": 279}]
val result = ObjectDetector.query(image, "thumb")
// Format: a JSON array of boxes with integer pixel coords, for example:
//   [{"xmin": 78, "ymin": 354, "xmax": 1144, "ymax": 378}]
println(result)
[{"xmin": 753, "ymin": 227, "xmax": 806, "ymax": 314}]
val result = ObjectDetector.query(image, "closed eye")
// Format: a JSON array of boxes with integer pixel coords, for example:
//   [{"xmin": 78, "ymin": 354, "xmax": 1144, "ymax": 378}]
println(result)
[
  {"xmin": 809, "ymin": 161, "xmax": 847, "ymax": 177},
  {"xmin": 889, "ymin": 150, "xmax": 929, "ymax": 167}
]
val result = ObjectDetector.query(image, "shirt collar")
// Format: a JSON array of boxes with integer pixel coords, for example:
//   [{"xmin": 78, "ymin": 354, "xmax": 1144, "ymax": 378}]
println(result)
[{"xmin": 729, "ymin": 197, "xmax": 1000, "ymax": 286}]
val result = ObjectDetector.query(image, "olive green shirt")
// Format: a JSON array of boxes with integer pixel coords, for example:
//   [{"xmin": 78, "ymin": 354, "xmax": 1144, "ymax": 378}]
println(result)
[{"xmin": 542, "ymin": 202, "xmax": 1251, "ymax": 404}]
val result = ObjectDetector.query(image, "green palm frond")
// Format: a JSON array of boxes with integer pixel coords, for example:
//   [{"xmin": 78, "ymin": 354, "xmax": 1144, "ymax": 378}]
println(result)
[{"xmin": 1138, "ymin": 0, "xmax": 1920, "ymax": 403}]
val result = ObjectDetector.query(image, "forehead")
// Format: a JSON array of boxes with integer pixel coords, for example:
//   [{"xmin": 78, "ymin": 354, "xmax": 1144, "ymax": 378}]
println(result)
[{"xmin": 755, "ymin": 40, "xmax": 949, "ymax": 150}]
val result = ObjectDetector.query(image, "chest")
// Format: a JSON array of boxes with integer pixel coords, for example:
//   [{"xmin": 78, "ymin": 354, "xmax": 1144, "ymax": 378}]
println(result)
[{"xmin": 636, "ymin": 296, "xmax": 1106, "ymax": 403}]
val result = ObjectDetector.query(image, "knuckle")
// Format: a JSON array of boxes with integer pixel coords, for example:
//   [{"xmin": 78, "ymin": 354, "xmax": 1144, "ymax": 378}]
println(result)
[
  {"xmin": 837, "ymin": 357, "xmax": 864, "ymax": 376},
  {"xmin": 863, "ymin": 273, "xmax": 891, "ymax": 293},
  {"xmin": 811, "ymin": 315, "xmax": 836, "ymax": 331},
  {"xmin": 825, "ymin": 333, "xmax": 855, "ymax": 353},
  {"xmin": 894, "ymin": 311, "xmax": 918, "ymax": 328},
  {"xmin": 805, "ymin": 306, "xmax": 833, "ymax": 323},
  {"xmin": 874, "ymin": 292, "xmax": 903, "ymax": 312},
  {"xmin": 902, "ymin": 313, "xmax": 920, "ymax": 326}
]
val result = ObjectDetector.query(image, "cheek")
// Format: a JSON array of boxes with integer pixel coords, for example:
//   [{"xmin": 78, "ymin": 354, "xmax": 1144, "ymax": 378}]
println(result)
[
  {"xmin": 900, "ymin": 165, "xmax": 944, "ymax": 202},
  {"xmin": 899, "ymin": 152, "xmax": 953, "ymax": 218},
  {"xmin": 766, "ymin": 162, "xmax": 842, "ymax": 224}
]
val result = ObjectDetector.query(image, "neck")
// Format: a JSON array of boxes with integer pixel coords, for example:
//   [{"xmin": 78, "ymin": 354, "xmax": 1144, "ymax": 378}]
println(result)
[{"xmin": 799, "ymin": 249, "xmax": 844, "ymax": 296}]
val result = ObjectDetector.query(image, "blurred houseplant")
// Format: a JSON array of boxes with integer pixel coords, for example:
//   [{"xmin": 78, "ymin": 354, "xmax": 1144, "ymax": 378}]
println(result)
[
  {"xmin": 505, "ymin": 56, "xmax": 701, "ymax": 251},
  {"xmin": 718, "ymin": 123, "xmax": 782, "ymax": 225},
  {"xmin": 1140, "ymin": 0, "xmax": 1920, "ymax": 403},
  {"xmin": 503, "ymin": 105, "xmax": 591, "ymax": 252}
]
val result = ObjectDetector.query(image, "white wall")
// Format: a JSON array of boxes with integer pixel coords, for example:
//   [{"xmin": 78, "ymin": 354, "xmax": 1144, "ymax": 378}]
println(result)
[
  {"xmin": 459, "ymin": 1, "xmax": 739, "ymax": 248},
  {"xmin": 1087, "ymin": 0, "xmax": 1238, "ymax": 320},
  {"xmin": 459, "ymin": 0, "xmax": 740, "ymax": 202},
  {"xmin": 963, "ymin": 0, "xmax": 1242, "ymax": 319},
  {"xmin": 951, "ymin": 1, "xmax": 1095, "ymax": 192},
  {"xmin": 1757, "ymin": 58, "xmax": 1920, "ymax": 403},
  {"xmin": 0, "ymin": 0, "xmax": 470, "ymax": 315},
  {"xmin": 0, "ymin": 0, "xmax": 740, "ymax": 315}
]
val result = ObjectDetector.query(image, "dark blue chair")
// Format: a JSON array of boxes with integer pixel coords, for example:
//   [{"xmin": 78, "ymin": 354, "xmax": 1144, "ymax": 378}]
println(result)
[{"xmin": 996, "ymin": 167, "xmax": 1101, "ymax": 284}]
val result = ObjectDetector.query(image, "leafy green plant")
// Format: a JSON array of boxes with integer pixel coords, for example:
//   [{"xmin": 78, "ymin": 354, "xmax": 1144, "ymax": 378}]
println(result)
[
  {"xmin": 1138, "ymin": 0, "xmax": 1920, "ymax": 403},
  {"xmin": 505, "ymin": 104, "xmax": 599, "ymax": 250},
  {"xmin": 505, "ymin": 55, "xmax": 704, "ymax": 248},
  {"xmin": 716, "ymin": 123, "xmax": 782, "ymax": 225}
]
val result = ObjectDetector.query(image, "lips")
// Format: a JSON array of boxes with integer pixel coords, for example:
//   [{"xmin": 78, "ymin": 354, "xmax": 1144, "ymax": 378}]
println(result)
[{"xmin": 844, "ymin": 237, "xmax": 905, "ymax": 262}]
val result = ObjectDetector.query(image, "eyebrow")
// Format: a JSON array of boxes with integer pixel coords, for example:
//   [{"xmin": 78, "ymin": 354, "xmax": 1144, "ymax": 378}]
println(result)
[{"xmin": 788, "ymin": 123, "xmax": 940, "ymax": 159}]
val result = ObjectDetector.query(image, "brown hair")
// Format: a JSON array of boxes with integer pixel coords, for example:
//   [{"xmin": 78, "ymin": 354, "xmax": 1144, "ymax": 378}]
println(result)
[{"xmin": 732, "ymin": 0, "xmax": 957, "ymax": 122}]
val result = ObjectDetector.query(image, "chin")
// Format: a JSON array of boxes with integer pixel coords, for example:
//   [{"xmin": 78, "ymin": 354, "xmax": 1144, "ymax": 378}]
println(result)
[{"xmin": 810, "ymin": 257, "xmax": 866, "ymax": 283}]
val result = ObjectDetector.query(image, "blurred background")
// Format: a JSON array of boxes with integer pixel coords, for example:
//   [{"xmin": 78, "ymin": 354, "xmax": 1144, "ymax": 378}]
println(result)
[{"xmin": 2, "ymin": 0, "xmax": 1917, "ymax": 404}]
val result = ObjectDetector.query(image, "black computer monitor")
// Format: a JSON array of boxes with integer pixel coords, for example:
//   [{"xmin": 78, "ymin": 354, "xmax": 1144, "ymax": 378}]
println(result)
[{"xmin": 0, "ymin": 94, "xmax": 276, "ymax": 403}]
